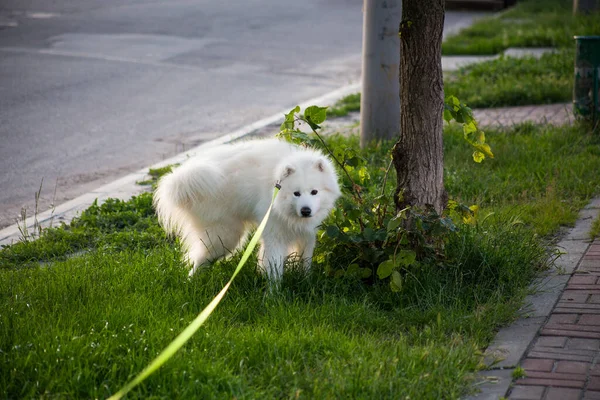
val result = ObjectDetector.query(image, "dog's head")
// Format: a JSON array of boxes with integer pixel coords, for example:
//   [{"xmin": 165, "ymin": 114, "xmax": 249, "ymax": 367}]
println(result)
[{"xmin": 274, "ymin": 152, "xmax": 341, "ymax": 224}]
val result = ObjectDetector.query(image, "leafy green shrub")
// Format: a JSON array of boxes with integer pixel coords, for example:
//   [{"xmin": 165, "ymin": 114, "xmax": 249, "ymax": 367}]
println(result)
[{"xmin": 279, "ymin": 105, "xmax": 496, "ymax": 292}]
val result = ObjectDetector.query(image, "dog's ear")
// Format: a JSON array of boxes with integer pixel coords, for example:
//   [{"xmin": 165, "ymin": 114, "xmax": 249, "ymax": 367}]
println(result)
[
  {"xmin": 314, "ymin": 159, "xmax": 325, "ymax": 172},
  {"xmin": 282, "ymin": 165, "xmax": 295, "ymax": 178}
]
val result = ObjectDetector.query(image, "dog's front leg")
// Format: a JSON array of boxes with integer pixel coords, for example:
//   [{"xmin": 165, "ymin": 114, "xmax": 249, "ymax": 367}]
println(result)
[
  {"xmin": 258, "ymin": 238, "xmax": 286, "ymax": 282},
  {"xmin": 297, "ymin": 233, "xmax": 316, "ymax": 272}
]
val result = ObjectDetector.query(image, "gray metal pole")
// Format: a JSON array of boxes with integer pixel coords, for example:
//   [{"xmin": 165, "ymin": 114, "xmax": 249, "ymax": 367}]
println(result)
[{"xmin": 360, "ymin": 0, "xmax": 402, "ymax": 148}]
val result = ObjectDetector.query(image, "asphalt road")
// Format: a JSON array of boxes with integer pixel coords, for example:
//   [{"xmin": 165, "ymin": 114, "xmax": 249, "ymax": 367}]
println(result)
[{"xmin": 0, "ymin": 0, "xmax": 489, "ymax": 229}]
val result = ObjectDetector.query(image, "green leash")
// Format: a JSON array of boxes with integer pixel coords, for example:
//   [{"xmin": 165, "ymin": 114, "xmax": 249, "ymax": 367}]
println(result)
[{"xmin": 108, "ymin": 183, "xmax": 281, "ymax": 400}]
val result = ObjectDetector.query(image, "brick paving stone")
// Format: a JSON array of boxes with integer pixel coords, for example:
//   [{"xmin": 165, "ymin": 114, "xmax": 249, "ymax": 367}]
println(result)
[
  {"xmin": 580, "ymin": 260, "xmax": 600, "ymax": 269},
  {"xmin": 532, "ymin": 347, "xmax": 593, "ymax": 357},
  {"xmin": 567, "ymin": 338, "xmax": 600, "ymax": 350},
  {"xmin": 556, "ymin": 303, "xmax": 600, "ymax": 310},
  {"xmin": 509, "ymin": 385, "xmax": 545, "ymax": 399},
  {"xmin": 560, "ymin": 292, "xmax": 591, "ymax": 303},
  {"xmin": 541, "ymin": 328, "xmax": 600, "ymax": 340},
  {"xmin": 579, "ymin": 268, "xmax": 600, "ymax": 274},
  {"xmin": 590, "ymin": 295, "xmax": 600, "ymax": 303},
  {"xmin": 554, "ymin": 360, "xmax": 592, "ymax": 375},
  {"xmin": 525, "ymin": 371, "xmax": 587, "ymax": 381},
  {"xmin": 516, "ymin": 377, "xmax": 584, "ymax": 388},
  {"xmin": 580, "ymin": 315, "xmax": 600, "ymax": 325},
  {"xmin": 592, "ymin": 364, "xmax": 600, "ymax": 375},
  {"xmin": 565, "ymin": 284, "xmax": 600, "ymax": 291},
  {"xmin": 584, "ymin": 391, "xmax": 600, "ymax": 400},
  {"xmin": 581, "ymin": 271, "xmax": 600, "ymax": 277},
  {"xmin": 536, "ymin": 336, "xmax": 567, "ymax": 348},
  {"xmin": 545, "ymin": 387, "xmax": 582, "ymax": 400},
  {"xmin": 522, "ymin": 358, "xmax": 555, "ymax": 372},
  {"xmin": 528, "ymin": 349, "xmax": 594, "ymax": 362},
  {"xmin": 589, "ymin": 377, "xmax": 600, "ymax": 391},
  {"xmin": 545, "ymin": 323, "xmax": 600, "ymax": 332},
  {"xmin": 571, "ymin": 276, "xmax": 600, "ymax": 285},
  {"xmin": 554, "ymin": 307, "xmax": 600, "ymax": 314},
  {"xmin": 548, "ymin": 314, "xmax": 579, "ymax": 324}
]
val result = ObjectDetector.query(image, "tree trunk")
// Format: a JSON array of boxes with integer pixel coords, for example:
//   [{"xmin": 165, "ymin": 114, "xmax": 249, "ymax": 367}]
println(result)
[{"xmin": 392, "ymin": 0, "xmax": 447, "ymax": 214}]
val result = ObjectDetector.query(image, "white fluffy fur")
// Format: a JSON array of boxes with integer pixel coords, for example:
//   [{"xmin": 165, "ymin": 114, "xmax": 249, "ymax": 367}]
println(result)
[{"xmin": 153, "ymin": 138, "xmax": 341, "ymax": 280}]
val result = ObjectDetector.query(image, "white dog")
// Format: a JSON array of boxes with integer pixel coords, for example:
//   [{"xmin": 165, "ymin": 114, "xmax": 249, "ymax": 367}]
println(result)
[{"xmin": 153, "ymin": 138, "xmax": 341, "ymax": 280}]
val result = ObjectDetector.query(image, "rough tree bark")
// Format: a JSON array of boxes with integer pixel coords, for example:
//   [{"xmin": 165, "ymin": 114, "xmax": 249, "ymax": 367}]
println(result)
[{"xmin": 392, "ymin": 0, "xmax": 447, "ymax": 214}]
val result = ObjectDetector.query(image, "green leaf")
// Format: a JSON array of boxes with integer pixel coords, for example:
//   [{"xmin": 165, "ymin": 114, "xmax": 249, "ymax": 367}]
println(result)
[
  {"xmin": 347, "ymin": 263, "xmax": 361, "ymax": 276},
  {"xmin": 304, "ymin": 105, "xmax": 328, "ymax": 125},
  {"xmin": 443, "ymin": 109, "xmax": 453, "ymax": 123},
  {"xmin": 377, "ymin": 259, "xmax": 394, "ymax": 279},
  {"xmin": 280, "ymin": 106, "xmax": 301, "ymax": 132},
  {"xmin": 325, "ymin": 225, "xmax": 340, "ymax": 238},
  {"xmin": 463, "ymin": 120, "xmax": 477, "ymax": 136},
  {"xmin": 360, "ymin": 268, "xmax": 372, "ymax": 279},
  {"xmin": 390, "ymin": 271, "xmax": 402, "ymax": 292},
  {"xmin": 363, "ymin": 227, "xmax": 376, "ymax": 241},
  {"xmin": 448, "ymin": 95, "xmax": 460, "ymax": 108},
  {"xmin": 475, "ymin": 142, "xmax": 494, "ymax": 158},
  {"xmin": 387, "ymin": 216, "xmax": 403, "ymax": 232},
  {"xmin": 395, "ymin": 250, "xmax": 416, "ymax": 267},
  {"xmin": 345, "ymin": 156, "xmax": 360, "ymax": 167}
]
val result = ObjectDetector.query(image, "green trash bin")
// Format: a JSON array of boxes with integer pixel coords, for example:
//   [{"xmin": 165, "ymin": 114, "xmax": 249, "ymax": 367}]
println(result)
[{"xmin": 573, "ymin": 36, "xmax": 600, "ymax": 123}]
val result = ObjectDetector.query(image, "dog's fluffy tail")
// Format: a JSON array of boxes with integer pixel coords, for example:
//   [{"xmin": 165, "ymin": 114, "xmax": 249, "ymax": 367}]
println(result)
[{"xmin": 153, "ymin": 160, "xmax": 225, "ymax": 234}]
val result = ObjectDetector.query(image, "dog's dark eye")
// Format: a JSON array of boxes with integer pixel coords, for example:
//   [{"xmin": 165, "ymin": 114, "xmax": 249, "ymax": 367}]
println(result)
[
  {"xmin": 293, "ymin": 191, "xmax": 301, "ymax": 197},
  {"xmin": 311, "ymin": 190, "xmax": 318, "ymax": 195}
]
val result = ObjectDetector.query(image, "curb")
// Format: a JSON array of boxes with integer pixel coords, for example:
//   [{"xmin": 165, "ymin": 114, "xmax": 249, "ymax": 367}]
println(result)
[
  {"xmin": 466, "ymin": 197, "xmax": 600, "ymax": 399},
  {"xmin": 0, "ymin": 82, "xmax": 360, "ymax": 247}
]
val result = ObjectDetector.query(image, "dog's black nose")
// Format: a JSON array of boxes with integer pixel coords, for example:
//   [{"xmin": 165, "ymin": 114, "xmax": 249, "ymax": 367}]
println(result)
[{"xmin": 301, "ymin": 207, "xmax": 312, "ymax": 217}]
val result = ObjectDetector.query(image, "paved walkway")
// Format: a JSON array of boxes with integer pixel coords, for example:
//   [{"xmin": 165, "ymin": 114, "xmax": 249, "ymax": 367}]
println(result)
[
  {"xmin": 473, "ymin": 103, "xmax": 574, "ymax": 128},
  {"xmin": 316, "ymin": 102, "xmax": 575, "ymax": 138},
  {"xmin": 506, "ymin": 238, "xmax": 600, "ymax": 400}
]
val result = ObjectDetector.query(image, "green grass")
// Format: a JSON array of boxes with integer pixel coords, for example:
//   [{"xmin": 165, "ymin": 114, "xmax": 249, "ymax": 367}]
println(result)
[
  {"xmin": 327, "ymin": 93, "xmax": 360, "ymax": 117},
  {"xmin": 442, "ymin": 0, "xmax": 600, "ymax": 55},
  {"xmin": 2, "ymin": 123, "xmax": 600, "ymax": 398},
  {"xmin": 590, "ymin": 213, "xmax": 600, "ymax": 240},
  {"xmin": 330, "ymin": 48, "xmax": 572, "ymax": 109},
  {"xmin": 445, "ymin": 122, "xmax": 600, "ymax": 236},
  {"xmin": 443, "ymin": 0, "xmax": 600, "ymax": 108},
  {"xmin": 327, "ymin": 0, "xmax": 600, "ymax": 111},
  {"xmin": 443, "ymin": 50, "xmax": 573, "ymax": 108}
]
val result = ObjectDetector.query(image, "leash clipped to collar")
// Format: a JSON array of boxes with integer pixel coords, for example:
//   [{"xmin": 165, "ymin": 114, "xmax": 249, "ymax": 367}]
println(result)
[{"xmin": 108, "ymin": 182, "xmax": 281, "ymax": 400}]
